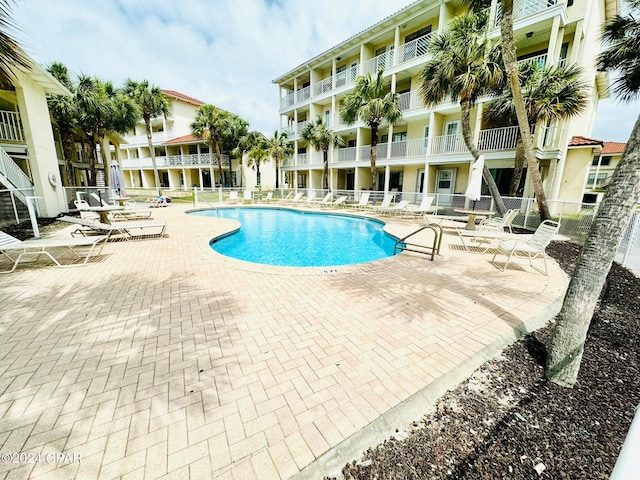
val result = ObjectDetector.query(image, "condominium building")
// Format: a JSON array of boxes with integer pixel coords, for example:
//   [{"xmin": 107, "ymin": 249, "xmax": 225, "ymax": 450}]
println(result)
[
  {"xmin": 119, "ymin": 90, "xmax": 231, "ymax": 191},
  {"xmin": 273, "ymin": 0, "xmax": 617, "ymax": 207}
]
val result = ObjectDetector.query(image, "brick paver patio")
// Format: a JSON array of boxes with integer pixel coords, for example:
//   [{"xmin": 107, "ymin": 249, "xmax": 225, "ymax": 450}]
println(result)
[{"xmin": 0, "ymin": 203, "xmax": 567, "ymax": 479}]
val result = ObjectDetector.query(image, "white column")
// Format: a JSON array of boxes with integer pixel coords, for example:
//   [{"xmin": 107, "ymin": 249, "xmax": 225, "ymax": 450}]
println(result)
[
  {"xmin": 14, "ymin": 72, "xmax": 66, "ymax": 216},
  {"xmin": 546, "ymin": 15, "xmax": 562, "ymax": 66},
  {"xmin": 393, "ymin": 26, "xmax": 400, "ymax": 66},
  {"xmin": 384, "ymin": 164, "xmax": 390, "ymax": 193}
]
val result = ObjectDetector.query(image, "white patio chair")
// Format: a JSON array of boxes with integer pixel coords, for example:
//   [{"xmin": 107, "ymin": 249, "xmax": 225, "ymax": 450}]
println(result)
[
  {"xmin": 491, "ymin": 220, "xmax": 560, "ymax": 275},
  {"xmin": 0, "ymin": 230, "xmax": 108, "ymax": 273},
  {"xmin": 479, "ymin": 209, "xmax": 519, "ymax": 234}
]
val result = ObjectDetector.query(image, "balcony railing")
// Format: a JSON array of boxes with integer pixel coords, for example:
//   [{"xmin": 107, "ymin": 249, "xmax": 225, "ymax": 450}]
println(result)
[
  {"xmin": 389, "ymin": 138, "xmax": 428, "ymax": 158},
  {"xmin": 334, "ymin": 147, "xmax": 358, "ymax": 163},
  {"xmin": 297, "ymin": 153, "xmax": 309, "ymax": 165},
  {"xmin": 296, "ymin": 86, "xmax": 311, "ymax": 103},
  {"xmin": 313, "ymin": 76, "xmax": 334, "ymax": 96},
  {"xmin": 363, "ymin": 50, "xmax": 395, "ymax": 75},
  {"xmin": 121, "ymin": 153, "xmax": 230, "ymax": 169},
  {"xmin": 335, "ymin": 64, "xmax": 359, "ymax": 89},
  {"xmin": 0, "ymin": 110, "xmax": 24, "ymax": 142},
  {"xmin": 310, "ymin": 151, "xmax": 324, "ymax": 165},
  {"xmin": 478, "ymin": 126, "xmax": 520, "ymax": 151},
  {"xmin": 518, "ymin": 53, "xmax": 548, "ymax": 67},
  {"xmin": 496, "ymin": 0, "xmax": 559, "ymax": 25},
  {"xmin": 124, "ymin": 130, "xmax": 174, "ymax": 147},
  {"xmin": 398, "ymin": 90, "xmax": 422, "ymax": 111},
  {"xmin": 430, "ymin": 133, "xmax": 467, "ymax": 155},
  {"xmin": 397, "ymin": 33, "xmax": 434, "ymax": 64}
]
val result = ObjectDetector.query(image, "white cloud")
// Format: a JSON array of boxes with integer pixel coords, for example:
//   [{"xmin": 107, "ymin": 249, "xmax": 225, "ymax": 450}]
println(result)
[
  {"xmin": 12, "ymin": 0, "xmax": 415, "ymax": 135},
  {"xmin": 13, "ymin": 0, "xmax": 638, "ymax": 142}
]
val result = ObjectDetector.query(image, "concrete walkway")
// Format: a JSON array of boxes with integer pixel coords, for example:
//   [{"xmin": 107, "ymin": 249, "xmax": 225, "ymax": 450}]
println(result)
[{"xmin": 0, "ymin": 204, "xmax": 567, "ymax": 479}]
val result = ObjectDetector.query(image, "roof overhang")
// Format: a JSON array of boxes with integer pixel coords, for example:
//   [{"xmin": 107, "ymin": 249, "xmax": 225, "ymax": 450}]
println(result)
[{"xmin": 14, "ymin": 53, "xmax": 72, "ymax": 96}]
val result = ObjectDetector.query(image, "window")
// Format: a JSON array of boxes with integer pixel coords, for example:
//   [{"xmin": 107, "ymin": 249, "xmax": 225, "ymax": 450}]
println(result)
[
  {"xmin": 592, "ymin": 155, "xmax": 612, "ymax": 166},
  {"xmin": 404, "ymin": 25, "xmax": 432, "ymax": 43},
  {"xmin": 587, "ymin": 173, "xmax": 608, "ymax": 187}
]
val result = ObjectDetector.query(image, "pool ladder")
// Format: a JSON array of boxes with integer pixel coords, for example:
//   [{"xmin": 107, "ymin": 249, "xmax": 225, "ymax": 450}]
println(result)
[{"xmin": 393, "ymin": 223, "xmax": 443, "ymax": 261}]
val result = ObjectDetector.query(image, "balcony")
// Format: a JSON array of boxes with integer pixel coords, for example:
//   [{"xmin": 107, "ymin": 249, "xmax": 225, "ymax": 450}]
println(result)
[
  {"xmin": 0, "ymin": 110, "xmax": 24, "ymax": 143},
  {"xmin": 397, "ymin": 33, "xmax": 434, "ymax": 65},
  {"xmin": 398, "ymin": 90, "xmax": 422, "ymax": 111},
  {"xmin": 478, "ymin": 126, "xmax": 520, "ymax": 151},
  {"xmin": 334, "ymin": 147, "xmax": 358, "ymax": 163},
  {"xmin": 430, "ymin": 133, "xmax": 467, "ymax": 155},
  {"xmin": 121, "ymin": 153, "xmax": 230, "ymax": 169},
  {"xmin": 313, "ymin": 76, "xmax": 334, "ymax": 97},
  {"xmin": 363, "ymin": 50, "xmax": 394, "ymax": 75},
  {"xmin": 495, "ymin": 0, "xmax": 561, "ymax": 26},
  {"xmin": 124, "ymin": 130, "xmax": 175, "ymax": 147}
]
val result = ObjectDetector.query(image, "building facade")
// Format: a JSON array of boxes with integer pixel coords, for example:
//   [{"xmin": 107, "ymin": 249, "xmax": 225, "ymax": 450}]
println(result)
[
  {"xmin": 118, "ymin": 90, "xmax": 273, "ymax": 192},
  {"xmin": 272, "ymin": 0, "xmax": 617, "ymax": 207},
  {"xmin": 0, "ymin": 54, "xmax": 70, "ymax": 220}
]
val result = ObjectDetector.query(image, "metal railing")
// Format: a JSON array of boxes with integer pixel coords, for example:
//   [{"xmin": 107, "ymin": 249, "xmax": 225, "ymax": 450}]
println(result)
[
  {"xmin": 430, "ymin": 133, "xmax": 467, "ymax": 155},
  {"xmin": 123, "ymin": 130, "xmax": 174, "ymax": 146},
  {"xmin": 398, "ymin": 90, "xmax": 422, "ymax": 111},
  {"xmin": 121, "ymin": 154, "xmax": 230, "ymax": 169},
  {"xmin": 363, "ymin": 50, "xmax": 394, "ymax": 75},
  {"xmin": 0, "ymin": 146, "xmax": 33, "ymax": 205},
  {"xmin": 478, "ymin": 126, "xmax": 520, "ymax": 151},
  {"xmin": 0, "ymin": 110, "xmax": 24, "ymax": 142},
  {"xmin": 397, "ymin": 33, "xmax": 434, "ymax": 64}
]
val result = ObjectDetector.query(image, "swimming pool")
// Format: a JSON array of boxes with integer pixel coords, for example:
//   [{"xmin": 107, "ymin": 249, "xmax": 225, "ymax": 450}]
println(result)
[{"xmin": 193, "ymin": 207, "xmax": 397, "ymax": 267}]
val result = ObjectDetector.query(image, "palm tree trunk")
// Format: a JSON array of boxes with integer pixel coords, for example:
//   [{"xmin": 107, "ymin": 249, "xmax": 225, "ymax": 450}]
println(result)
[
  {"xmin": 61, "ymin": 130, "xmax": 76, "ymax": 187},
  {"xmin": 98, "ymin": 129, "xmax": 111, "ymax": 188},
  {"xmin": 546, "ymin": 114, "xmax": 640, "ymax": 386},
  {"xmin": 500, "ymin": 0, "xmax": 551, "ymax": 221},
  {"xmin": 228, "ymin": 156, "xmax": 234, "ymax": 187},
  {"xmin": 370, "ymin": 124, "xmax": 379, "ymax": 190},
  {"xmin": 275, "ymin": 158, "xmax": 280, "ymax": 189},
  {"xmin": 509, "ymin": 136, "xmax": 525, "ymax": 197},
  {"xmin": 86, "ymin": 136, "xmax": 98, "ymax": 187},
  {"xmin": 460, "ymin": 100, "xmax": 507, "ymax": 216},
  {"xmin": 214, "ymin": 143, "xmax": 224, "ymax": 187},
  {"xmin": 256, "ymin": 162, "xmax": 261, "ymax": 188},
  {"xmin": 322, "ymin": 149, "xmax": 329, "ymax": 190},
  {"xmin": 145, "ymin": 118, "xmax": 161, "ymax": 195}
]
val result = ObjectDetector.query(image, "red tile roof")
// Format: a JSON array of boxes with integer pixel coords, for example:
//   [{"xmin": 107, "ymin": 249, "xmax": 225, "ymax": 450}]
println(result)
[
  {"xmin": 602, "ymin": 141, "xmax": 626, "ymax": 155},
  {"xmin": 568, "ymin": 135, "xmax": 604, "ymax": 147},
  {"xmin": 164, "ymin": 133, "xmax": 206, "ymax": 145},
  {"xmin": 161, "ymin": 89, "xmax": 206, "ymax": 106}
]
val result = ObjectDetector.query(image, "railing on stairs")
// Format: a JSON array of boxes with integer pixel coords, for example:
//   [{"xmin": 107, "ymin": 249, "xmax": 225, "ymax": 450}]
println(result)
[{"xmin": 0, "ymin": 145, "xmax": 34, "ymax": 204}]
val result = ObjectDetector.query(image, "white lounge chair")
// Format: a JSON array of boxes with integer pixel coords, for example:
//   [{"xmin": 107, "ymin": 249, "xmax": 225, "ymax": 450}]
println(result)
[
  {"xmin": 378, "ymin": 200, "xmax": 410, "ymax": 215},
  {"xmin": 349, "ymin": 192, "xmax": 370, "ymax": 210},
  {"xmin": 242, "ymin": 190, "xmax": 253, "ymax": 203},
  {"xmin": 317, "ymin": 192, "xmax": 333, "ymax": 206},
  {"xmin": 406, "ymin": 196, "xmax": 435, "ymax": 217},
  {"xmin": 370, "ymin": 193, "xmax": 394, "ymax": 214},
  {"xmin": 491, "ymin": 220, "xmax": 560, "ymax": 275},
  {"xmin": 264, "ymin": 192, "xmax": 273, "ymax": 202},
  {"xmin": 0, "ymin": 230, "xmax": 108, "ymax": 273},
  {"xmin": 227, "ymin": 191, "xmax": 239, "ymax": 203},
  {"xmin": 323, "ymin": 195, "xmax": 347, "ymax": 208},
  {"xmin": 479, "ymin": 209, "xmax": 519, "ymax": 234},
  {"xmin": 59, "ymin": 216, "xmax": 167, "ymax": 241},
  {"xmin": 287, "ymin": 192, "xmax": 304, "ymax": 204}
]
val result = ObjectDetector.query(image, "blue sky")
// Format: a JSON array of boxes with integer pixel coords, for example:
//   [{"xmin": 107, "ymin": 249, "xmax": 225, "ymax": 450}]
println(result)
[{"xmin": 12, "ymin": 0, "xmax": 639, "ymax": 142}]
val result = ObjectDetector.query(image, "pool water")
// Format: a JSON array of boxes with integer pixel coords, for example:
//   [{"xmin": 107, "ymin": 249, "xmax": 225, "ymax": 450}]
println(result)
[{"xmin": 193, "ymin": 207, "xmax": 397, "ymax": 267}]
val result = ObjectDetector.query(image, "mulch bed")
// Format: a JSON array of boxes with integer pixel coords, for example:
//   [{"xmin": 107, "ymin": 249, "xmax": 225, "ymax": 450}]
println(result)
[{"xmin": 327, "ymin": 241, "xmax": 640, "ymax": 480}]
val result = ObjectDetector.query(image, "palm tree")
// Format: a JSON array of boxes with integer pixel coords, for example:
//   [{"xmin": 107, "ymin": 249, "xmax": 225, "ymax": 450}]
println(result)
[
  {"xmin": 191, "ymin": 105, "xmax": 233, "ymax": 188},
  {"xmin": 300, "ymin": 116, "xmax": 344, "ymax": 190},
  {"xmin": 47, "ymin": 62, "xmax": 78, "ymax": 186},
  {"xmin": 484, "ymin": 62, "xmax": 589, "ymax": 196},
  {"xmin": 0, "ymin": 0, "xmax": 29, "ymax": 80},
  {"xmin": 498, "ymin": 0, "xmax": 552, "ymax": 220},
  {"xmin": 74, "ymin": 75, "xmax": 103, "ymax": 185},
  {"xmin": 341, "ymin": 70, "xmax": 402, "ymax": 190},
  {"xmin": 546, "ymin": 0, "xmax": 640, "ymax": 387},
  {"xmin": 246, "ymin": 139, "xmax": 269, "ymax": 188},
  {"xmin": 419, "ymin": 10, "xmax": 507, "ymax": 215},
  {"xmin": 124, "ymin": 80, "xmax": 168, "ymax": 195},
  {"xmin": 266, "ymin": 130, "xmax": 293, "ymax": 189},
  {"xmin": 222, "ymin": 114, "xmax": 249, "ymax": 187},
  {"xmin": 231, "ymin": 130, "xmax": 262, "ymax": 188}
]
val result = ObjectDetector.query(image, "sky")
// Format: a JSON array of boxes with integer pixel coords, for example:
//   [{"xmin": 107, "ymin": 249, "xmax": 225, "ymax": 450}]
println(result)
[{"xmin": 11, "ymin": 0, "xmax": 639, "ymax": 143}]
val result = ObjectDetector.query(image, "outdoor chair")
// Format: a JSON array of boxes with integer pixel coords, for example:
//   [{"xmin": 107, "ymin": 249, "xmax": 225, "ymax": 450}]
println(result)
[
  {"xmin": 322, "ymin": 195, "xmax": 347, "ymax": 208},
  {"xmin": 59, "ymin": 216, "xmax": 167, "ymax": 241},
  {"xmin": 380, "ymin": 200, "xmax": 410, "ymax": 216},
  {"xmin": 491, "ymin": 220, "xmax": 560, "ymax": 275},
  {"xmin": 479, "ymin": 209, "xmax": 519, "ymax": 234},
  {"xmin": 348, "ymin": 191, "xmax": 370, "ymax": 210},
  {"xmin": 370, "ymin": 193, "xmax": 394, "ymax": 214},
  {"xmin": 0, "ymin": 230, "xmax": 109, "ymax": 273},
  {"xmin": 316, "ymin": 192, "xmax": 333, "ymax": 206},
  {"xmin": 242, "ymin": 190, "xmax": 253, "ymax": 203},
  {"xmin": 264, "ymin": 192, "xmax": 273, "ymax": 202},
  {"xmin": 406, "ymin": 196, "xmax": 435, "ymax": 217},
  {"xmin": 287, "ymin": 192, "xmax": 304, "ymax": 204},
  {"xmin": 227, "ymin": 191, "xmax": 239, "ymax": 204}
]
